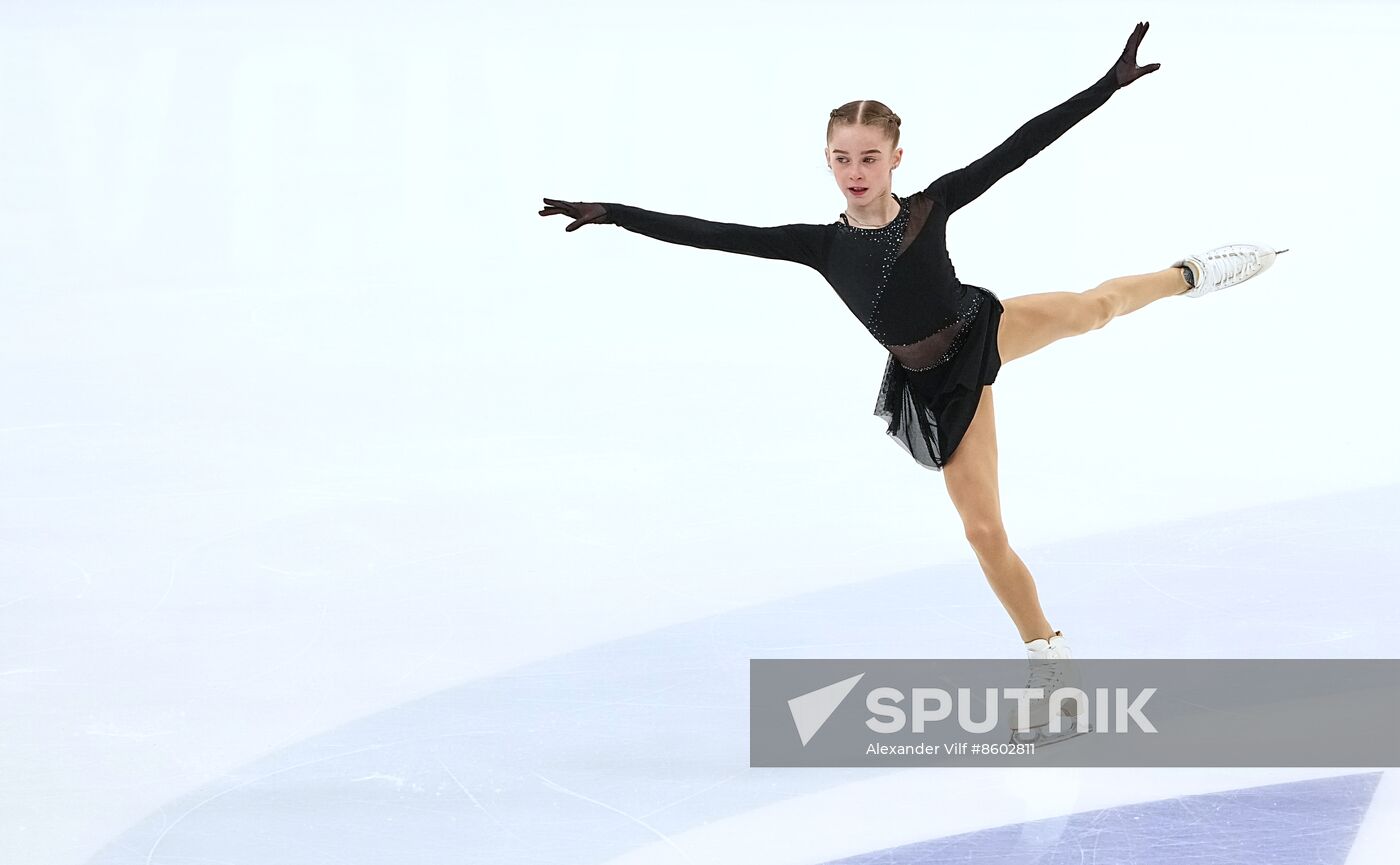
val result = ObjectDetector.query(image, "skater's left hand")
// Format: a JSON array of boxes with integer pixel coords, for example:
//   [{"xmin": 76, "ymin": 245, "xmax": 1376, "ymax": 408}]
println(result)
[{"xmin": 1111, "ymin": 21, "xmax": 1160, "ymax": 87}]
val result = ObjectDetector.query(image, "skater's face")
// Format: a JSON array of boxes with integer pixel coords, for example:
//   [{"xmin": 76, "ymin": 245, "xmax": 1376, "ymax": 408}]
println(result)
[{"xmin": 825, "ymin": 125, "xmax": 902, "ymax": 205}]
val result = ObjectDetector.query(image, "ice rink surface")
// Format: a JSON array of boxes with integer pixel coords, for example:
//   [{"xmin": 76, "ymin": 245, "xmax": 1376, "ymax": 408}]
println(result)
[
  {"xmin": 3, "ymin": 2, "xmax": 1398, "ymax": 863},
  {"xmin": 53, "ymin": 485, "xmax": 1399, "ymax": 864}
]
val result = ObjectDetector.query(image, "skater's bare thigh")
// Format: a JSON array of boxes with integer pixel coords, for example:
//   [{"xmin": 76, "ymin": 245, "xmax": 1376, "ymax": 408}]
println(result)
[
  {"xmin": 997, "ymin": 291, "xmax": 1113, "ymax": 366},
  {"xmin": 942, "ymin": 385, "xmax": 1003, "ymax": 542}
]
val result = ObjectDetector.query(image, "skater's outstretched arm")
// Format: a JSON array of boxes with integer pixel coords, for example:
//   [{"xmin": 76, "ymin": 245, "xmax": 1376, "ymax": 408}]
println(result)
[
  {"xmin": 923, "ymin": 21, "xmax": 1160, "ymax": 215},
  {"xmin": 540, "ymin": 198, "xmax": 827, "ymax": 271}
]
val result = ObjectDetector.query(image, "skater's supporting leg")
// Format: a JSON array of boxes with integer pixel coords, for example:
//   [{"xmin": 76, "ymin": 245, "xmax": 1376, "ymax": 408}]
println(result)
[
  {"xmin": 941, "ymin": 385, "xmax": 1057, "ymax": 644},
  {"xmin": 997, "ymin": 266, "xmax": 1189, "ymax": 365}
]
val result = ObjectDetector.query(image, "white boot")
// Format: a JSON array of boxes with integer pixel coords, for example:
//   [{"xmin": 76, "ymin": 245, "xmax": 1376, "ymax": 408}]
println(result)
[
  {"xmin": 1172, "ymin": 243, "xmax": 1289, "ymax": 298},
  {"xmin": 1009, "ymin": 630, "xmax": 1091, "ymax": 745}
]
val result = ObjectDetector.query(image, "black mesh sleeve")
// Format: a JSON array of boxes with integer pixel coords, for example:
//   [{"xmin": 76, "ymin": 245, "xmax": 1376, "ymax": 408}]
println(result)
[
  {"xmin": 601, "ymin": 203, "xmax": 828, "ymax": 271},
  {"xmin": 922, "ymin": 69, "xmax": 1119, "ymax": 215}
]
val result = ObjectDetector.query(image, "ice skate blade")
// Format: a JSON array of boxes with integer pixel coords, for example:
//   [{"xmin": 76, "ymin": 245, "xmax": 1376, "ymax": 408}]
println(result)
[{"xmin": 1008, "ymin": 716, "xmax": 1094, "ymax": 747}]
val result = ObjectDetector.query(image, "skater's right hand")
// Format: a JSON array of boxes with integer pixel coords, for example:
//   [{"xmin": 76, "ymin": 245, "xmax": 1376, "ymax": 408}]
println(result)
[{"xmin": 539, "ymin": 198, "xmax": 610, "ymax": 232}]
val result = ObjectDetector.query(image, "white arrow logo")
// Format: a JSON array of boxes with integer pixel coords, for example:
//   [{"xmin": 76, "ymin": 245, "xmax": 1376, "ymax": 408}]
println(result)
[{"xmin": 788, "ymin": 673, "xmax": 865, "ymax": 746}]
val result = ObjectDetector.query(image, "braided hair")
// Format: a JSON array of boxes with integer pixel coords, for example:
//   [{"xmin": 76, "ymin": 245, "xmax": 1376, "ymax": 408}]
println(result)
[{"xmin": 826, "ymin": 100, "xmax": 902, "ymax": 150}]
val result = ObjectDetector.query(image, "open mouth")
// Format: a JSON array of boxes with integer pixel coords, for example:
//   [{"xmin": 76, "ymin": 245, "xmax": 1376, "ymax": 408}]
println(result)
[{"xmin": 849, "ymin": 187, "xmax": 868, "ymax": 195}]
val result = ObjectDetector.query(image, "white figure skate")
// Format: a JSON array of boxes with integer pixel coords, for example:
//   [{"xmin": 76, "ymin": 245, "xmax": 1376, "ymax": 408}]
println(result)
[
  {"xmin": 1008, "ymin": 630, "xmax": 1093, "ymax": 746},
  {"xmin": 1172, "ymin": 243, "xmax": 1289, "ymax": 298}
]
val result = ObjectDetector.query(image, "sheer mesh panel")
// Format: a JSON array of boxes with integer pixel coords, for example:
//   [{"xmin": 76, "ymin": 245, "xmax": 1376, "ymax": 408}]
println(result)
[
  {"xmin": 886, "ymin": 291, "xmax": 983, "ymax": 372},
  {"xmin": 874, "ymin": 357, "xmax": 944, "ymax": 469},
  {"xmin": 872, "ymin": 287, "xmax": 1001, "ymax": 471}
]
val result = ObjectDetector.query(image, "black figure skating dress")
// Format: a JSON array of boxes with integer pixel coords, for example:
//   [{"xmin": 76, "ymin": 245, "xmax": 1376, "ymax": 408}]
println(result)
[{"xmin": 600, "ymin": 69, "xmax": 1121, "ymax": 470}]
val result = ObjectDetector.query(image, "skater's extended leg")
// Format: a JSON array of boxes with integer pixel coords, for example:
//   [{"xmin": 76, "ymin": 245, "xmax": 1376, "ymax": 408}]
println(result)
[
  {"xmin": 941, "ymin": 385, "xmax": 1057, "ymax": 643},
  {"xmin": 997, "ymin": 266, "xmax": 1190, "ymax": 365}
]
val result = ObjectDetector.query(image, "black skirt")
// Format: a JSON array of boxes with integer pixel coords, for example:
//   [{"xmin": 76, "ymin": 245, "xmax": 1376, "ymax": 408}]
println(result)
[{"xmin": 873, "ymin": 284, "xmax": 1004, "ymax": 470}]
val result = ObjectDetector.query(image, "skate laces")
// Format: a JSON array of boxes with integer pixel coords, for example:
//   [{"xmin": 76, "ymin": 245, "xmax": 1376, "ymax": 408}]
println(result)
[
  {"xmin": 1027, "ymin": 657, "xmax": 1068, "ymax": 693},
  {"xmin": 1202, "ymin": 247, "xmax": 1259, "ymax": 288}
]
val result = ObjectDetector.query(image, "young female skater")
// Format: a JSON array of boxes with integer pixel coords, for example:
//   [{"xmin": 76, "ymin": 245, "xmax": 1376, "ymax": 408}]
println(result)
[{"xmin": 539, "ymin": 21, "xmax": 1285, "ymax": 742}]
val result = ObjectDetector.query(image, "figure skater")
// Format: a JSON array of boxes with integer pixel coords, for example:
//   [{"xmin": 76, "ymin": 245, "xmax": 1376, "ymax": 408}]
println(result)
[{"xmin": 539, "ymin": 21, "xmax": 1286, "ymax": 743}]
